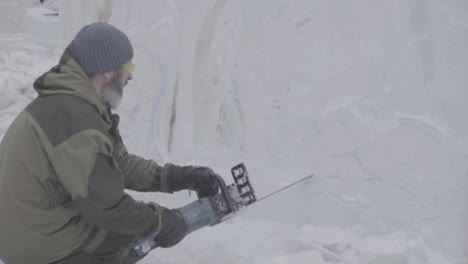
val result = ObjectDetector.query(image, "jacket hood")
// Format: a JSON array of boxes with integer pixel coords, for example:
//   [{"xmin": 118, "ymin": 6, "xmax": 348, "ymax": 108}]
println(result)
[{"xmin": 33, "ymin": 43, "xmax": 111, "ymax": 123}]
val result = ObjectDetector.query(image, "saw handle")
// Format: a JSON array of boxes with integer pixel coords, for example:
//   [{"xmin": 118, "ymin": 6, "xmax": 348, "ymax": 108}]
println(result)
[{"xmin": 212, "ymin": 174, "xmax": 235, "ymax": 215}]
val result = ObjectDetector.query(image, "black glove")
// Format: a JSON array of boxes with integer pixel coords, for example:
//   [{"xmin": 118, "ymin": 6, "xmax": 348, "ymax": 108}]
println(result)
[
  {"xmin": 167, "ymin": 165, "xmax": 220, "ymax": 198},
  {"xmin": 154, "ymin": 208, "xmax": 188, "ymax": 248}
]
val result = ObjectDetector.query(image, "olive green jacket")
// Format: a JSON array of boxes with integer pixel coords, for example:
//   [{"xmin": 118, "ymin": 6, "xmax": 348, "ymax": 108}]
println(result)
[{"xmin": 0, "ymin": 45, "xmax": 173, "ymax": 264}]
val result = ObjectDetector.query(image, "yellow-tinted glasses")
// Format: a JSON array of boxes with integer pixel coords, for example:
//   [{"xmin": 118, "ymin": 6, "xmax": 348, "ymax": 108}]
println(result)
[{"xmin": 122, "ymin": 62, "xmax": 135, "ymax": 74}]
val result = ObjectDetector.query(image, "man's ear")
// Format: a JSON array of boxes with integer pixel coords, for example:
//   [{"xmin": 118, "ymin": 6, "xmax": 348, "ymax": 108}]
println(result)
[{"xmin": 103, "ymin": 71, "xmax": 116, "ymax": 81}]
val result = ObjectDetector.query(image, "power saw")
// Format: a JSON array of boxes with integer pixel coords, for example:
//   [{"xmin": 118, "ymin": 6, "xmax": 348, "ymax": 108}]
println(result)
[
  {"xmin": 134, "ymin": 163, "xmax": 314, "ymax": 255},
  {"xmin": 133, "ymin": 163, "xmax": 257, "ymax": 255}
]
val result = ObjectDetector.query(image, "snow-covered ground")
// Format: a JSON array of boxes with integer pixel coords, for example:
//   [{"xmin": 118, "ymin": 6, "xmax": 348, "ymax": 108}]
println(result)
[{"xmin": 1, "ymin": 0, "xmax": 467, "ymax": 263}]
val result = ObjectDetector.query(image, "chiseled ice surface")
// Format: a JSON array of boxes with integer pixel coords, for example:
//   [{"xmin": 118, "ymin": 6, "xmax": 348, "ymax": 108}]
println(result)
[
  {"xmin": 0, "ymin": 0, "xmax": 467, "ymax": 263},
  {"xmin": 110, "ymin": 0, "xmax": 468, "ymax": 261}
]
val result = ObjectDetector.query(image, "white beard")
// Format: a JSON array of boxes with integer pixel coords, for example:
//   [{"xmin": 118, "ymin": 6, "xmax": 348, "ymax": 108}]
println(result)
[
  {"xmin": 101, "ymin": 86, "xmax": 123, "ymax": 109},
  {"xmin": 101, "ymin": 72, "xmax": 125, "ymax": 109}
]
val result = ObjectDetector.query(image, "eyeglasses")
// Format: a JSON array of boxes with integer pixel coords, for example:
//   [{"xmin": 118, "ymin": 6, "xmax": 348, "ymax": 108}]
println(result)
[{"xmin": 122, "ymin": 62, "xmax": 135, "ymax": 74}]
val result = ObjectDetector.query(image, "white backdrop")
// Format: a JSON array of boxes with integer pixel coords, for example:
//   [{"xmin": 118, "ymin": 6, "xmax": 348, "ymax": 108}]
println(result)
[
  {"xmin": 0, "ymin": 0, "xmax": 466, "ymax": 262},
  {"xmin": 77, "ymin": 0, "xmax": 468, "ymax": 259}
]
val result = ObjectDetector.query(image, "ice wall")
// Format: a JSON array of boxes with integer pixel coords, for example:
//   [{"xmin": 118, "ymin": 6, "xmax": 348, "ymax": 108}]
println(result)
[
  {"xmin": 59, "ymin": 0, "xmax": 468, "ymax": 260},
  {"xmin": 59, "ymin": 0, "xmax": 113, "ymax": 45},
  {"xmin": 0, "ymin": 1, "xmax": 31, "ymax": 33}
]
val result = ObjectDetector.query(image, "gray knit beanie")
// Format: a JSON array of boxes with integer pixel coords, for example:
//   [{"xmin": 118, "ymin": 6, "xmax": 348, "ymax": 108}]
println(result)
[{"xmin": 73, "ymin": 22, "xmax": 133, "ymax": 76}]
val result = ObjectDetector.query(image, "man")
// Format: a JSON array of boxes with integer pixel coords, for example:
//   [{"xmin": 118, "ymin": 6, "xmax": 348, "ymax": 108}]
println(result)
[{"xmin": 0, "ymin": 22, "xmax": 219, "ymax": 264}]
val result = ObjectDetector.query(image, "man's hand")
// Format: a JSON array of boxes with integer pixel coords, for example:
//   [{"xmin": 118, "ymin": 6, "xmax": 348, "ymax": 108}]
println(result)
[
  {"xmin": 184, "ymin": 166, "xmax": 220, "ymax": 198},
  {"xmin": 167, "ymin": 165, "xmax": 220, "ymax": 198}
]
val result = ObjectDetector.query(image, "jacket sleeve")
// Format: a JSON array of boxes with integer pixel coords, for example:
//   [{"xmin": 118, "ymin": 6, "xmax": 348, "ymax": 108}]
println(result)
[
  {"xmin": 114, "ymin": 147, "xmax": 173, "ymax": 193},
  {"xmin": 49, "ymin": 129, "xmax": 161, "ymax": 237},
  {"xmin": 109, "ymin": 113, "xmax": 172, "ymax": 193}
]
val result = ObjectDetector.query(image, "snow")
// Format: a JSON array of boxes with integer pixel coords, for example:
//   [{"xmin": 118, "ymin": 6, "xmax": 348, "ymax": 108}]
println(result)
[{"xmin": 1, "ymin": 0, "xmax": 467, "ymax": 263}]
